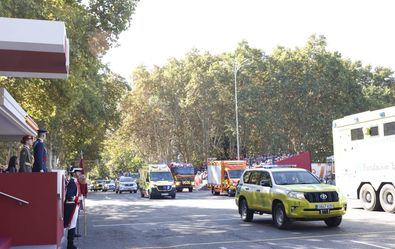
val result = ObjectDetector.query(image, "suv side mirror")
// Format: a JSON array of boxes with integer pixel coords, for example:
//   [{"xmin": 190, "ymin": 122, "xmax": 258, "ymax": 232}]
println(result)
[{"xmin": 260, "ymin": 179, "xmax": 271, "ymax": 187}]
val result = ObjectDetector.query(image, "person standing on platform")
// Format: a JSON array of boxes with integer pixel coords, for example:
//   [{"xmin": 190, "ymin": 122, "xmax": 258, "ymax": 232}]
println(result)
[
  {"xmin": 64, "ymin": 166, "xmax": 82, "ymax": 249},
  {"xmin": 32, "ymin": 129, "xmax": 48, "ymax": 172},
  {"xmin": 6, "ymin": 156, "xmax": 18, "ymax": 173},
  {"xmin": 19, "ymin": 135, "xmax": 34, "ymax": 173}
]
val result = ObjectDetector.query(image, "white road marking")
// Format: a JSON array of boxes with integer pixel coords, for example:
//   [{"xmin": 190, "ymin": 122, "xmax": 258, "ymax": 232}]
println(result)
[
  {"xmin": 93, "ymin": 217, "xmax": 240, "ymax": 227},
  {"xmin": 90, "ymin": 213, "xmax": 239, "ymax": 222},
  {"xmin": 350, "ymin": 240, "xmax": 391, "ymax": 249},
  {"xmin": 133, "ymin": 230, "xmax": 395, "ymax": 249}
]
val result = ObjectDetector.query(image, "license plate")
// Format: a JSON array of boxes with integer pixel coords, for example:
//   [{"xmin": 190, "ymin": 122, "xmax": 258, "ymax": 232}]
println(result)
[
  {"xmin": 319, "ymin": 209, "xmax": 330, "ymax": 214},
  {"xmin": 184, "ymin": 181, "xmax": 190, "ymax": 184},
  {"xmin": 316, "ymin": 204, "xmax": 333, "ymax": 209}
]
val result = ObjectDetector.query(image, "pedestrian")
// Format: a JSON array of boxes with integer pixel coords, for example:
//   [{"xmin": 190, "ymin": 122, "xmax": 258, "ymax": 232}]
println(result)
[
  {"xmin": 6, "ymin": 156, "xmax": 18, "ymax": 173},
  {"xmin": 64, "ymin": 166, "xmax": 83, "ymax": 249},
  {"xmin": 32, "ymin": 128, "xmax": 48, "ymax": 172},
  {"xmin": 19, "ymin": 135, "xmax": 34, "ymax": 173}
]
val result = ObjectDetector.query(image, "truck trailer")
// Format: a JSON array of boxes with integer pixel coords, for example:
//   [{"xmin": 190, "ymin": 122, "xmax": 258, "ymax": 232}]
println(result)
[
  {"xmin": 207, "ymin": 160, "xmax": 247, "ymax": 196},
  {"xmin": 333, "ymin": 106, "xmax": 395, "ymax": 213}
]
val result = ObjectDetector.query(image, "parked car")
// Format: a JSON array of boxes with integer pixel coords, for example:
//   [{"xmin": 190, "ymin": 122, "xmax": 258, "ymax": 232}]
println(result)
[
  {"xmin": 103, "ymin": 180, "xmax": 116, "ymax": 192},
  {"xmin": 91, "ymin": 179, "xmax": 106, "ymax": 192},
  {"xmin": 116, "ymin": 176, "xmax": 138, "ymax": 194}
]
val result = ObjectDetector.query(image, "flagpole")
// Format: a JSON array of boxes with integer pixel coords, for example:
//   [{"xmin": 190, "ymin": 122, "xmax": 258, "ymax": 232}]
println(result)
[
  {"xmin": 84, "ymin": 198, "xmax": 87, "ymax": 236},
  {"xmin": 80, "ymin": 150, "xmax": 87, "ymax": 236}
]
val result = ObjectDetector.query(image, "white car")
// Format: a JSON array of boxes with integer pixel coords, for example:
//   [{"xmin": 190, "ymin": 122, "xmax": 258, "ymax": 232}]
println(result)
[
  {"xmin": 116, "ymin": 176, "xmax": 138, "ymax": 194},
  {"xmin": 103, "ymin": 180, "xmax": 116, "ymax": 192}
]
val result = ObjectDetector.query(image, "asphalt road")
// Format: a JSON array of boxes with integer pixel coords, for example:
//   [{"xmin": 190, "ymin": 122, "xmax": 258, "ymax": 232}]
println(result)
[{"xmin": 75, "ymin": 190, "xmax": 395, "ymax": 249}]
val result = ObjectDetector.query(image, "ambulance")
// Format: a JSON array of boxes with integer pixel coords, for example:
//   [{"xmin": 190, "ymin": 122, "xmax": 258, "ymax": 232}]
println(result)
[{"xmin": 139, "ymin": 164, "xmax": 176, "ymax": 199}]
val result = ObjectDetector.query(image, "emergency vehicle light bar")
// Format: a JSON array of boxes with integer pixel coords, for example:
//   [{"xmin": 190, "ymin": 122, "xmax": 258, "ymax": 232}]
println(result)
[{"xmin": 256, "ymin": 164, "xmax": 296, "ymax": 169}]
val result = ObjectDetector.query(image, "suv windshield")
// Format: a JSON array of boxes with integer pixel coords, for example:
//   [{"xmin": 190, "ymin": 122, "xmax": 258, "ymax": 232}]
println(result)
[
  {"xmin": 228, "ymin": 169, "xmax": 244, "ymax": 179},
  {"xmin": 150, "ymin": 172, "xmax": 173, "ymax": 181},
  {"xmin": 173, "ymin": 167, "xmax": 194, "ymax": 175},
  {"xmin": 120, "ymin": 177, "xmax": 133, "ymax": 182},
  {"xmin": 272, "ymin": 171, "xmax": 320, "ymax": 185}
]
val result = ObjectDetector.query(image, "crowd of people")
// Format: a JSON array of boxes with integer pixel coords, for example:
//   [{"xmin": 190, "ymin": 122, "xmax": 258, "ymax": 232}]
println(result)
[
  {"xmin": 0, "ymin": 128, "xmax": 48, "ymax": 173},
  {"xmin": 247, "ymin": 153, "xmax": 295, "ymax": 167}
]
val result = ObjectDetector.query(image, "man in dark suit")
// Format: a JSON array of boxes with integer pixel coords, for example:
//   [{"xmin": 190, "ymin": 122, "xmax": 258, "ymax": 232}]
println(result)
[{"xmin": 32, "ymin": 128, "xmax": 48, "ymax": 172}]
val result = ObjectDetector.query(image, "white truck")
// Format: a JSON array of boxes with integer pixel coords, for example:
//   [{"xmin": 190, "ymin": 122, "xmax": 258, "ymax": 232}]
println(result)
[{"xmin": 333, "ymin": 106, "xmax": 395, "ymax": 213}]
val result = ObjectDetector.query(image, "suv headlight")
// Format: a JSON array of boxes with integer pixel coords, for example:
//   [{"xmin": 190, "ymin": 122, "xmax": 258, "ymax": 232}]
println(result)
[{"xmin": 287, "ymin": 191, "xmax": 305, "ymax": 200}]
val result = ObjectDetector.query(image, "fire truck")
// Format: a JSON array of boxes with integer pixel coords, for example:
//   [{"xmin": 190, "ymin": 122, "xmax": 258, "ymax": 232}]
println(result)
[
  {"xmin": 168, "ymin": 163, "xmax": 195, "ymax": 192},
  {"xmin": 207, "ymin": 160, "xmax": 247, "ymax": 196},
  {"xmin": 333, "ymin": 106, "xmax": 395, "ymax": 213}
]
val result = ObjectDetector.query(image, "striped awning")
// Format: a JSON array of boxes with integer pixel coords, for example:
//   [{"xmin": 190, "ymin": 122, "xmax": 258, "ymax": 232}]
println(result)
[
  {"xmin": 0, "ymin": 88, "xmax": 38, "ymax": 141},
  {"xmin": 0, "ymin": 17, "xmax": 69, "ymax": 79}
]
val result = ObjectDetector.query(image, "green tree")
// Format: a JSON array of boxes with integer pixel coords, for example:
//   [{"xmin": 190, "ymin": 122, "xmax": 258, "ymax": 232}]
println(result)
[
  {"xmin": 0, "ymin": 0, "xmax": 138, "ymax": 175},
  {"xmin": 105, "ymin": 35, "xmax": 394, "ymax": 165}
]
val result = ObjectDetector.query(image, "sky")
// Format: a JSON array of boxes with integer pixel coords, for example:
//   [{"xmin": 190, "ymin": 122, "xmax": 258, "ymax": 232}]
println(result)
[{"xmin": 103, "ymin": 0, "xmax": 395, "ymax": 83}]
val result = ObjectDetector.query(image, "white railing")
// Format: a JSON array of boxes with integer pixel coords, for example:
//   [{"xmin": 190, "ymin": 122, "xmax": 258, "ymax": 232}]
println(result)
[{"xmin": 0, "ymin": 191, "xmax": 29, "ymax": 205}]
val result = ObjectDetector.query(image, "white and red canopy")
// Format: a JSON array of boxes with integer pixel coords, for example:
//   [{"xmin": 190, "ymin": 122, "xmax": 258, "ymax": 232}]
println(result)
[{"xmin": 0, "ymin": 17, "xmax": 69, "ymax": 79}]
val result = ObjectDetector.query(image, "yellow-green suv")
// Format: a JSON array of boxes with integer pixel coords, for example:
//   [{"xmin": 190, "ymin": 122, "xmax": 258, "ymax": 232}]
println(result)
[{"xmin": 235, "ymin": 167, "xmax": 347, "ymax": 229}]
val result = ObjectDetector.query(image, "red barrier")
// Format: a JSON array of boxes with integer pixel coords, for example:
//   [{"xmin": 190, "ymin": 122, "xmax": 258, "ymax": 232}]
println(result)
[
  {"xmin": 276, "ymin": 151, "xmax": 312, "ymax": 171},
  {"xmin": 0, "ymin": 173, "xmax": 64, "ymax": 247}
]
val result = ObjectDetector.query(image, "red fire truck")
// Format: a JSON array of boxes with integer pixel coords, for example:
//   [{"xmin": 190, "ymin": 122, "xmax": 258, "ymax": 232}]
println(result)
[{"xmin": 207, "ymin": 160, "xmax": 247, "ymax": 196}]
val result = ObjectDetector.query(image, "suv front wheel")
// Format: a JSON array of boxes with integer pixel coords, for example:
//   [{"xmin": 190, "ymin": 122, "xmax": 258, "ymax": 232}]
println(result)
[
  {"xmin": 239, "ymin": 198, "xmax": 253, "ymax": 222},
  {"xmin": 273, "ymin": 202, "xmax": 290, "ymax": 229},
  {"xmin": 324, "ymin": 216, "xmax": 342, "ymax": 227}
]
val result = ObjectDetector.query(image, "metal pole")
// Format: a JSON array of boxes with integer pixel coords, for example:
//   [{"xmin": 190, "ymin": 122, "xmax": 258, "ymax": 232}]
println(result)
[
  {"xmin": 234, "ymin": 64, "xmax": 240, "ymax": 160},
  {"xmin": 84, "ymin": 198, "xmax": 87, "ymax": 236}
]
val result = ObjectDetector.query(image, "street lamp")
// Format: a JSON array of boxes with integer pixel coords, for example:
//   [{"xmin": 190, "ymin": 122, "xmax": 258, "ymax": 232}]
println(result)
[
  {"xmin": 232, "ymin": 59, "xmax": 250, "ymax": 160},
  {"xmin": 219, "ymin": 58, "xmax": 250, "ymax": 160}
]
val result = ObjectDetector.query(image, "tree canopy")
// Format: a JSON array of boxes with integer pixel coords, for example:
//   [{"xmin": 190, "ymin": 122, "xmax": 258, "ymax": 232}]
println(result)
[{"xmin": 104, "ymin": 36, "xmax": 395, "ymax": 169}]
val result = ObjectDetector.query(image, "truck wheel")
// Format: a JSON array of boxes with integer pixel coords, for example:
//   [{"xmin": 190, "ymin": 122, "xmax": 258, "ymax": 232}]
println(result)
[
  {"xmin": 239, "ymin": 198, "xmax": 253, "ymax": 222},
  {"xmin": 188, "ymin": 187, "xmax": 193, "ymax": 192},
  {"xmin": 379, "ymin": 184, "xmax": 395, "ymax": 213},
  {"xmin": 171, "ymin": 194, "xmax": 176, "ymax": 199},
  {"xmin": 324, "ymin": 216, "xmax": 342, "ymax": 227},
  {"xmin": 272, "ymin": 203, "xmax": 290, "ymax": 229},
  {"xmin": 360, "ymin": 184, "xmax": 381, "ymax": 211}
]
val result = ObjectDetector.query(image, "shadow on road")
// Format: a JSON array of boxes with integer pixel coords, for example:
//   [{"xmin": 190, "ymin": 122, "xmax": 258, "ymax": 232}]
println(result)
[{"xmin": 75, "ymin": 191, "xmax": 395, "ymax": 249}]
